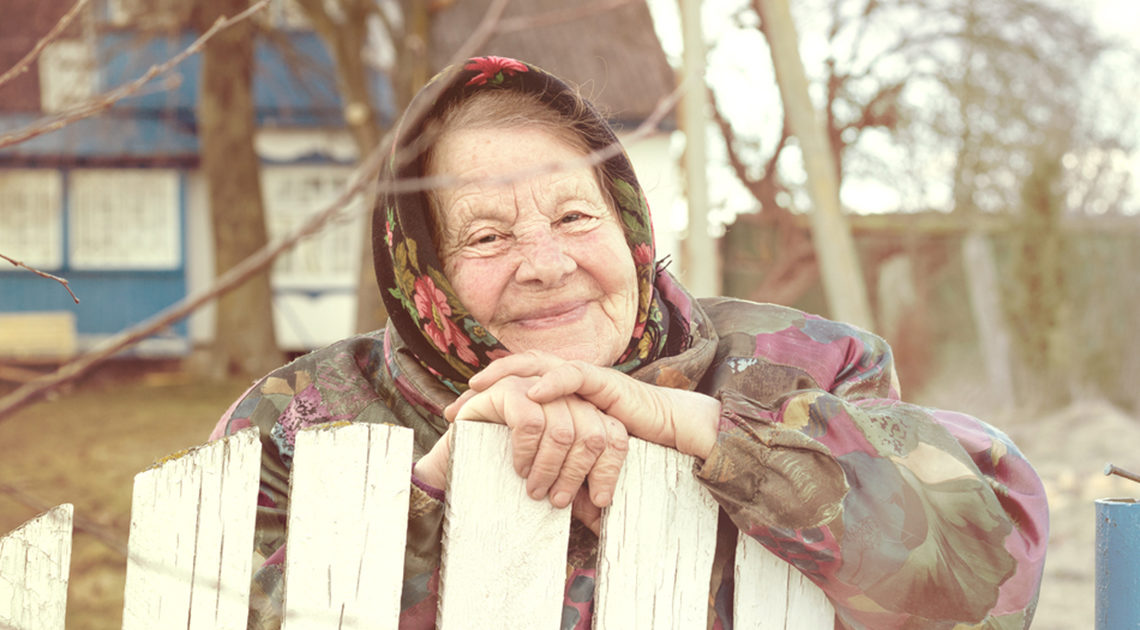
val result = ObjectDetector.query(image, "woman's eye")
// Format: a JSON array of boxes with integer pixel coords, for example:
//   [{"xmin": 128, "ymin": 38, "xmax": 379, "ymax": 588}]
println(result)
[
  {"xmin": 559, "ymin": 212, "xmax": 584, "ymax": 224},
  {"xmin": 474, "ymin": 233, "xmax": 499, "ymax": 245}
]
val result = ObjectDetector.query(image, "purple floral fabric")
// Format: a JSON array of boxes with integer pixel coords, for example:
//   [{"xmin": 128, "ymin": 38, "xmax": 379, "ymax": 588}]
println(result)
[{"xmin": 210, "ymin": 56, "xmax": 1048, "ymax": 630}]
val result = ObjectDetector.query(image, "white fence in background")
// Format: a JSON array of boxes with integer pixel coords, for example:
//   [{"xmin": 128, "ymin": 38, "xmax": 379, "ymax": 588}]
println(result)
[{"xmin": 0, "ymin": 422, "xmax": 834, "ymax": 629}]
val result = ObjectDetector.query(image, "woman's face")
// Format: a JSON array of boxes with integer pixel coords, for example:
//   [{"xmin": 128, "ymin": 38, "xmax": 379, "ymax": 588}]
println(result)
[{"xmin": 432, "ymin": 126, "xmax": 638, "ymax": 366}]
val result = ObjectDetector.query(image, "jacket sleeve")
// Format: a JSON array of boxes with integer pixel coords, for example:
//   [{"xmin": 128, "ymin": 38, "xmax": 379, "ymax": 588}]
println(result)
[
  {"xmin": 208, "ymin": 347, "xmax": 447, "ymax": 630},
  {"xmin": 693, "ymin": 312, "xmax": 1048, "ymax": 629}
]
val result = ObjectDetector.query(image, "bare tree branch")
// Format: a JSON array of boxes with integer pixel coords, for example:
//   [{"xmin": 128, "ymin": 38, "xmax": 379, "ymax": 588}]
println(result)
[
  {"xmin": 0, "ymin": 252, "xmax": 79, "ymax": 304},
  {"xmin": 0, "ymin": 0, "xmax": 498, "ymax": 420},
  {"xmin": 0, "ymin": 68, "xmax": 681, "ymax": 421},
  {"xmin": 0, "ymin": 482, "xmax": 127, "ymax": 557},
  {"xmin": 0, "ymin": 0, "xmax": 91, "ymax": 89},
  {"xmin": 0, "ymin": 0, "xmax": 696, "ymax": 421},
  {"xmin": 0, "ymin": 0, "xmax": 271, "ymax": 151},
  {"xmin": 707, "ymin": 85, "xmax": 786, "ymax": 213}
]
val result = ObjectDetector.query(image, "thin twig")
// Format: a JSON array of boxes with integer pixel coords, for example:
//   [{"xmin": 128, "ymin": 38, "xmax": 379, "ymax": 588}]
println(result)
[
  {"xmin": 0, "ymin": 0, "xmax": 689, "ymax": 422},
  {"xmin": 0, "ymin": 78, "xmax": 682, "ymax": 423},
  {"xmin": 0, "ymin": 0, "xmax": 511, "ymax": 421},
  {"xmin": 0, "ymin": 482, "xmax": 128, "ymax": 557},
  {"xmin": 0, "ymin": 0, "xmax": 271, "ymax": 151},
  {"xmin": 1105, "ymin": 463, "xmax": 1140, "ymax": 485},
  {"xmin": 0, "ymin": 0, "xmax": 91, "ymax": 89},
  {"xmin": 0, "ymin": 252, "xmax": 79, "ymax": 304}
]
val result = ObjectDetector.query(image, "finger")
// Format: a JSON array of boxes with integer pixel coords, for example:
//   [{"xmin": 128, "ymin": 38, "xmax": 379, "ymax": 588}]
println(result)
[
  {"xmin": 523, "ymin": 398, "xmax": 576, "ymax": 501},
  {"xmin": 444, "ymin": 389, "xmax": 478, "ymax": 422},
  {"xmin": 469, "ymin": 349, "xmax": 563, "ymax": 390},
  {"xmin": 455, "ymin": 377, "xmax": 548, "ymax": 478},
  {"xmin": 412, "ymin": 426, "xmax": 453, "ymax": 490},
  {"xmin": 544, "ymin": 400, "xmax": 608, "ymax": 509},
  {"xmin": 501, "ymin": 386, "xmax": 547, "ymax": 477},
  {"xmin": 527, "ymin": 362, "xmax": 626, "ymax": 415},
  {"xmin": 524, "ymin": 362, "xmax": 589, "ymax": 402},
  {"xmin": 585, "ymin": 416, "xmax": 629, "ymax": 508},
  {"xmin": 571, "ymin": 487, "xmax": 603, "ymax": 536},
  {"xmin": 451, "ymin": 389, "xmax": 505, "ymax": 424}
]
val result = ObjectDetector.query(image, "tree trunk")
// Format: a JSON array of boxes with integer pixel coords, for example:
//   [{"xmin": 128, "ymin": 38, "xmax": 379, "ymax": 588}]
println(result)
[
  {"xmin": 677, "ymin": 0, "xmax": 719, "ymax": 297},
  {"xmin": 952, "ymin": 2, "xmax": 1015, "ymax": 409},
  {"xmin": 755, "ymin": 0, "xmax": 873, "ymax": 331},
  {"xmin": 294, "ymin": 0, "xmax": 433, "ymax": 334},
  {"xmin": 961, "ymin": 232, "xmax": 1016, "ymax": 407},
  {"xmin": 193, "ymin": 0, "xmax": 285, "ymax": 376}
]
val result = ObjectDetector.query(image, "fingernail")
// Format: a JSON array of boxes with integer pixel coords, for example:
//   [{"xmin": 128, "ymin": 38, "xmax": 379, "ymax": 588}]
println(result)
[
  {"xmin": 594, "ymin": 491, "xmax": 611, "ymax": 506},
  {"xmin": 552, "ymin": 491, "xmax": 571, "ymax": 507},
  {"xmin": 520, "ymin": 465, "xmax": 531, "ymax": 478}
]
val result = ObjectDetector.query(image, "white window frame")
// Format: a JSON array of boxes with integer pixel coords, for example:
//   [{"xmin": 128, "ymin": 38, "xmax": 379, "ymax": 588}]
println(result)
[
  {"xmin": 0, "ymin": 169, "xmax": 64, "ymax": 270},
  {"xmin": 68, "ymin": 169, "xmax": 181, "ymax": 270},
  {"xmin": 262, "ymin": 165, "xmax": 363, "ymax": 290},
  {"xmin": 38, "ymin": 39, "xmax": 96, "ymax": 114}
]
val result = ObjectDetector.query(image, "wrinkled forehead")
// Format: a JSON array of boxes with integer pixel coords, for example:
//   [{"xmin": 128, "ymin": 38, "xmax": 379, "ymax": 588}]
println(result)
[{"xmin": 427, "ymin": 124, "xmax": 616, "ymax": 222}]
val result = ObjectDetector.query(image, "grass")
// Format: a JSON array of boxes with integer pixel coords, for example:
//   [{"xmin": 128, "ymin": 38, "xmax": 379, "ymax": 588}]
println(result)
[{"xmin": 0, "ymin": 367, "xmax": 251, "ymax": 630}]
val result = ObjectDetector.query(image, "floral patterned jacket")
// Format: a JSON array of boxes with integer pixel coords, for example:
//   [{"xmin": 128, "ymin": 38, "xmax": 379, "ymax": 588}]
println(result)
[{"xmin": 211, "ymin": 289, "xmax": 1047, "ymax": 630}]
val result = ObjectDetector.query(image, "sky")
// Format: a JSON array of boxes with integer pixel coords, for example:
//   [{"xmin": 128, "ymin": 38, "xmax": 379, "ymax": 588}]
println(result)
[{"xmin": 644, "ymin": 0, "xmax": 1140, "ymax": 224}]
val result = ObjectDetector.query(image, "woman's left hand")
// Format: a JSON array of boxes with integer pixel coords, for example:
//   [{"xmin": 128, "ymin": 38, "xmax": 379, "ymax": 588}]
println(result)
[
  {"xmin": 456, "ymin": 350, "xmax": 721, "ymax": 460},
  {"xmin": 445, "ymin": 373, "xmax": 630, "ymax": 511}
]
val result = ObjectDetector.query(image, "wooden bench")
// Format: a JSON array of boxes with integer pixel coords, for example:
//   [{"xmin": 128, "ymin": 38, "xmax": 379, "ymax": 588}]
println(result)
[{"xmin": 0, "ymin": 312, "xmax": 77, "ymax": 359}]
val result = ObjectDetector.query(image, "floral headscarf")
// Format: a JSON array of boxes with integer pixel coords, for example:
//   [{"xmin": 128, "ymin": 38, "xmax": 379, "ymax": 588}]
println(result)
[{"xmin": 372, "ymin": 56, "xmax": 682, "ymax": 390}]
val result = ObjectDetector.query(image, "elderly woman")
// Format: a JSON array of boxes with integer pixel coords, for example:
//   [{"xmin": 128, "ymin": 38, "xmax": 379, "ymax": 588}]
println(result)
[{"xmin": 211, "ymin": 57, "xmax": 1047, "ymax": 629}]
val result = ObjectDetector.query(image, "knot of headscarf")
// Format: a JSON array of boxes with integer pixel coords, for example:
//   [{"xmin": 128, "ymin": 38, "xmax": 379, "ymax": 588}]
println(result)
[{"xmin": 372, "ymin": 56, "xmax": 686, "ymax": 391}]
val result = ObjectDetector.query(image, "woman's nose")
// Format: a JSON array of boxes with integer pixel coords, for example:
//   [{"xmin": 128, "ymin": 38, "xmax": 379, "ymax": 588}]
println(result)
[{"xmin": 514, "ymin": 232, "xmax": 576, "ymax": 285}]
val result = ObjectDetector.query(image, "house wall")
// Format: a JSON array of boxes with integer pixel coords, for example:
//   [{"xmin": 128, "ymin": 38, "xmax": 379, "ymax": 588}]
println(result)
[{"xmin": 0, "ymin": 167, "xmax": 190, "ymax": 357}]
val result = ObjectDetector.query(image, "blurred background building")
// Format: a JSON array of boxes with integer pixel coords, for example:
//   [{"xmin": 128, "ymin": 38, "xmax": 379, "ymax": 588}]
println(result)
[{"xmin": 0, "ymin": 0, "xmax": 679, "ymax": 358}]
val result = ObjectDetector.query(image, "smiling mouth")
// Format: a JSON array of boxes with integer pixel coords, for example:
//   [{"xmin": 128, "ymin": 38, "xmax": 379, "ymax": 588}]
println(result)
[{"xmin": 509, "ymin": 302, "xmax": 589, "ymax": 329}]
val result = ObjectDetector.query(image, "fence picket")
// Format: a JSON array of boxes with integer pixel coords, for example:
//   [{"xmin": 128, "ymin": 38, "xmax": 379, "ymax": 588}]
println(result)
[
  {"xmin": 0, "ymin": 504, "xmax": 73, "ymax": 630},
  {"xmin": 437, "ymin": 422, "xmax": 571, "ymax": 629},
  {"xmin": 593, "ymin": 438, "xmax": 719, "ymax": 629},
  {"xmin": 282, "ymin": 422, "xmax": 414, "ymax": 630},
  {"xmin": 733, "ymin": 535, "xmax": 835, "ymax": 629},
  {"xmin": 120, "ymin": 427, "xmax": 260, "ymax": 630},
  {"xmin": 1, "ymin": 421, "xmax": 838, "ymax": 628}
]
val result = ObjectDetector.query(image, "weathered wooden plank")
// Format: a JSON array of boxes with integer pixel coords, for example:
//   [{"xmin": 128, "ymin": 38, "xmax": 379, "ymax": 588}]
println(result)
[
  {"xmin": 593, "ymin": 438, "xmax": 719, "ymax": 629},
  {"xmin": 121, "ymin": 427, "xmax": 260, "ymax": 630},
  {"xmin": 437, "ymin": 422, "xmax": 571, "ymax": 629},
  {"xmin": 733, "ymin": 535, "xmax": 835, "ymax": 629},
  {"xmin": 0, "ymin": 504, "xmax": 73, "ymax": 630},
  {"xmin": 282, "ymin": 422, "xmax": 414, "ymax": 630}
]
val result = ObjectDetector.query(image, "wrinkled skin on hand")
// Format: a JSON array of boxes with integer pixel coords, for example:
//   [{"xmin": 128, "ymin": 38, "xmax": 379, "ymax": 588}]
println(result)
[{"xmin": 428, "ymin": 350, "xmax": 720, "ymax": 522}]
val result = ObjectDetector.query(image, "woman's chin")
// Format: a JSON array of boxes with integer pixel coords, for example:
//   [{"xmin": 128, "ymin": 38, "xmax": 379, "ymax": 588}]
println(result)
[{"xmin": 502, "ymin": 329, "xmax": 623, "ymax": 366}]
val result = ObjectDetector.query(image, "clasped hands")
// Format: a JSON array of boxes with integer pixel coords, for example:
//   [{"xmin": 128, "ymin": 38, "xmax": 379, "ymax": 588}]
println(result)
[{"xmin": 414, "ymin": 350, "xmax": 719, "ymax": 532}]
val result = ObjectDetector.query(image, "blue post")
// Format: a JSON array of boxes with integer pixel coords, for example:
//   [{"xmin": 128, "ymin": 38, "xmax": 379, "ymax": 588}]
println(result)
[{"xmin": 1096, "ymin": 497, "xmax": 1140, "ymax": 629}]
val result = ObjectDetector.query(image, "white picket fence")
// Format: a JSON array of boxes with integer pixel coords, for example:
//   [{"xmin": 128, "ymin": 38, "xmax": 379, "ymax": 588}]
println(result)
[{"xmin": 0, "ymin": 422, "xmax": 834, "ymax": 629}]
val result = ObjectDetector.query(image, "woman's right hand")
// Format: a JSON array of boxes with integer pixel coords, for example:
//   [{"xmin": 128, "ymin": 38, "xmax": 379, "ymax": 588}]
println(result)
[
  {"xmin": 413, "ymin": 425, "xmax": 453, "ymax": 491},
  {"xmin": 446, "ymin": 375, "xmax": 630, "ymax": 511}
]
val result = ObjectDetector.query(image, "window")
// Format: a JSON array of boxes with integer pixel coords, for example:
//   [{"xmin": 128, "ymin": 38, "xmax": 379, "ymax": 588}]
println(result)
[
  {"xmin": 262, "ymin": 165, "xmax": 363, "ymax": 288},
  {"xmin": 68, "ymin": 169, "xmax": 181, "ymax": 269},
  {"xmin": 39, "ymin": 40, "xmax": 96, "ymax": 113},
  {"xmin": 0, "ymin": 170, "xmax": 64, "ymax": 269}
]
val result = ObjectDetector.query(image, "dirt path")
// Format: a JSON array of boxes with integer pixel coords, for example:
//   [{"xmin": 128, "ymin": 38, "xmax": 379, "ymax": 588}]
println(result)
[
  {"xmin": 1004, "ymin": 401, "xmax": 1140, "ymax": 629},
  {"xmin": 0, "ymin": 372, "xmax": 249, "ymax": 630}
]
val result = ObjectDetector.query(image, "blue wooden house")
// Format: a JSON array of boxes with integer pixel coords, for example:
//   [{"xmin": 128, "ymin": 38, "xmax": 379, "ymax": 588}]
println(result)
[
  {"xmin": 0, "ymin": 0, "xmax": 679, "ymax": 362},
  {"xmin": 0, "ymin": 0, "xmax": 393, "ymax": 358}
]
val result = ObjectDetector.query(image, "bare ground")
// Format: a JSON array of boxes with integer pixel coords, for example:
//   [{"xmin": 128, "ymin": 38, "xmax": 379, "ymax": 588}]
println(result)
[
  {"xmin": 0, "ymin": 366, "xmax": 250, "ymax": 630},
  {"xmin": 0, "ymin": 363, "xmax": 1132, "ymax": 629}
]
